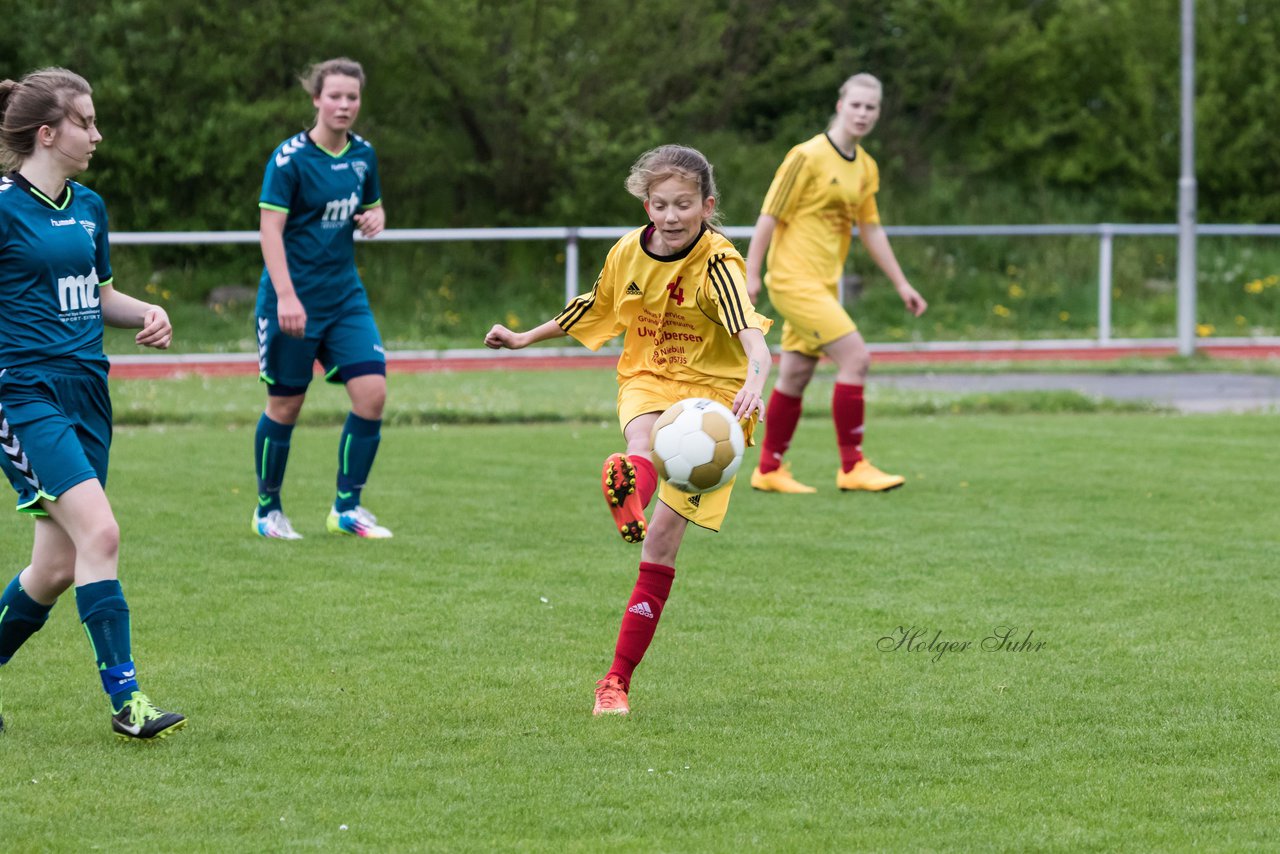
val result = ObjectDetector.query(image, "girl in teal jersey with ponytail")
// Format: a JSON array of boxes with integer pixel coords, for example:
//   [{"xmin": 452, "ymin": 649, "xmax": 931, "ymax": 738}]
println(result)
[{"xmin": 0, "ymin": 68, "xmax": 185, "ymax": 740}]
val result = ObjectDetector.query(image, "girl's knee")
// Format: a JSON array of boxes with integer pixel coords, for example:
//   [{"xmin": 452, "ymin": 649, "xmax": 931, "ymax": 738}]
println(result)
[{"xmin": 82, "ymin": 519, "xmax": 121, "ymax": 563}]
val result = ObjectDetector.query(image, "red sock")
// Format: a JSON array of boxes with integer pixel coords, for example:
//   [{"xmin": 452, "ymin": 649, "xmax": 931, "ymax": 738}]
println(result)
[
  {"xmin": 758, "ymin": 389, "xmax": 803, "ymax": 474},
  {"xmin": 607, "ymin": 561, "xmax": 675, "ymax": 690},
  {"xmin": 628, "ymin": 454, "xmax": 658, "ymax": 507},
  {"xmin": 833, "ymin": 383, "xmax": 865, "ymax": 472}
]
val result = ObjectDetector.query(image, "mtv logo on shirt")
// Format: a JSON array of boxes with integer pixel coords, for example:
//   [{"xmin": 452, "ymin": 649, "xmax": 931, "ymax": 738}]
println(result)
[
  {"xmin": 322, "ymin": 192, "xmax": 362, "ymax": 225},
  {"xmin": 57, "ymin": 267, "xmax": 101, "ymax": 314}
]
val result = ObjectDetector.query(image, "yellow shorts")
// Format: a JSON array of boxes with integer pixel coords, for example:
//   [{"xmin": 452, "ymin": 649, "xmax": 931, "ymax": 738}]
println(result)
[
  {"xmin": 617, "ymin": 373, "xmax": 757, "ymax": 533},
  {"xmin": 769, "ymin": 282, "xmax": 858, "ymax": 358}
]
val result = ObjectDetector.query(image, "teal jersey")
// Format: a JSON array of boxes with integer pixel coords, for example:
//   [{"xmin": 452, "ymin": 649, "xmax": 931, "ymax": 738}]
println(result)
[
  {"xmin": 257, "ymin": 131, "xmax": 382, "ymax": 319},
  {"xmin": 0, "ymin": 173, "xmax": 112, "ymax": 379}
]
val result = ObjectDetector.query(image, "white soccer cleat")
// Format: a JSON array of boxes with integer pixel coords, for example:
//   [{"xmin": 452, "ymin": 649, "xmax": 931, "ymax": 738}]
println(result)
[
  {"xmin": 327, "ymin": 505, "xmax": 393, "ymax": 539},
  {"xmin": 253, "ymin": 509, "xmax": 303, "ymax": 540}
]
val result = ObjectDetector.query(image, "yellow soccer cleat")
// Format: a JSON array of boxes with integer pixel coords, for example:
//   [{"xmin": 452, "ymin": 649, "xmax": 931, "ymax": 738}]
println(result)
[
  {"xmin": 593, "ymin": 676, "xmax": 630, "ymax": 716},
  {"xmin": 836, "ymin": 459, "xmax": 905, "ymax": 492},
  {"xmin": 750, "ymin": 463, "xmax": 817, "ymax": 494}
]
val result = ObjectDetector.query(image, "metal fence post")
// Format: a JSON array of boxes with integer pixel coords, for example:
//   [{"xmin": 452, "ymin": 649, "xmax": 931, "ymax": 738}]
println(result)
[
  {"xmin": 1097, "ymin": 224, "xmax": 1114, "ymax": 344},
  {"xmin": 564, "ymin": 228, "xmax": 579, "ymax": 305}
]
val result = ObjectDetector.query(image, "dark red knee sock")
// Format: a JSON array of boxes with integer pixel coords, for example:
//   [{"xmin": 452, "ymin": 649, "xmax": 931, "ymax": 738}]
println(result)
[
  {"xmin": 606, "ymin": 561, "xmax": 675, "ymax": 690},
  {"xmin": 833, "ymin": 383, "xmax": 866, "ymax": 472},
  {"xmin": 627, "ymin": 454, "xmax": 658, "ymax": 507},
  {"xmin": 758, "ymin": 389, "xmax": 803, "ymax": 474}
]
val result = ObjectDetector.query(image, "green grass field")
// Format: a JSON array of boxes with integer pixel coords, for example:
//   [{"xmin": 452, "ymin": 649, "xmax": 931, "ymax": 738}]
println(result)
[{"xmin": 1, "ymin": 371, "xmax": 1277, "ymax": 850}]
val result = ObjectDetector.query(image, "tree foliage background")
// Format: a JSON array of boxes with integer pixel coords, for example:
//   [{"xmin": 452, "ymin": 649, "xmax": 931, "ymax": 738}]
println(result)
[{"xmin": 4, "ymin": 0, "xmax": 1278, "ymax": 231}]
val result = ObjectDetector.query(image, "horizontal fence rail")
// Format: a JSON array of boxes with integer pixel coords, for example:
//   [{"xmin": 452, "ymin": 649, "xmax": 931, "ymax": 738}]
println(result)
[{"xmin": 111, "ymin": 224, "xmax": 1280, "ymax": 350}]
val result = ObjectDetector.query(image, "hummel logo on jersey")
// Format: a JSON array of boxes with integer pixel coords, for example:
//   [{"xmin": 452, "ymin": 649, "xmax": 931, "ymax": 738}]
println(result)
[
  {"xmin": 79, "ymin": 219, "xmax": 96, "ymax": 238},
  {"xmin": 50, "ymin": 217, "xmax": 76, "ymax": 227},
  {"xmin": 275, "ymin": 135, "xmax": 305, "ymax": 167},
  {"xmin": 688, "ymin": 494, "xmax": 701, "ymax": 507},
  {"xmin": 627, "ymin": 601, "xmax": 655, "ymax": 619},
  {"xmin": 626, "ymin": 282, "xmax": 642, "ymax": 296},
  {"xmin": 323, "ymin": 192, "xmax": 361, "ymax": 223},
  {"xmin": 352, "ymin": 161, "xmax": 368, "ymax": 181}
]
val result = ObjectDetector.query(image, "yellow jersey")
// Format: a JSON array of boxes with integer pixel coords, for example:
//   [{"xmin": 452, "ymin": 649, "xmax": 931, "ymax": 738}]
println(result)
[
  {"xmin": 760, "ymin": 133, "xmax": 881, "ymax": 293},
  {"xmin": 556, "ymin": 225, "xmax": 772, "ymax": 394}
]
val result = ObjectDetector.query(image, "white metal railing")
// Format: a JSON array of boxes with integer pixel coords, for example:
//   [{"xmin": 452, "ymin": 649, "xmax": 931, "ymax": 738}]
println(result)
[{"xmin": 111, "ymin": 223, "xmax": 1280, "ymax": 348}]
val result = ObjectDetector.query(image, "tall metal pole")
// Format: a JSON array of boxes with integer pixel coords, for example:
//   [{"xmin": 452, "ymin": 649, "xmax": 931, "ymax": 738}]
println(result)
[{"xmin": 1176, "ymin": 0, "xmax": 1197, "ymax": 355}]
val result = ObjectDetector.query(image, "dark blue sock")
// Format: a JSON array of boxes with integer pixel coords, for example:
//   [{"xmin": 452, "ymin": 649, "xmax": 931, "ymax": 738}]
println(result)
[
  {"xmin": 0, "ymin": 573, "xmax": 54, "ymax": 665},
  {"xmin": 75, "ymin": 580, "xmax": 137, "ymax": 712},
  {"xmin": 335, "ymin": 412, "xmax": 381, "ymax": 512},
  {"xmin": 255, "ymin": 414, "xmax": 294, "ymax": 515}
]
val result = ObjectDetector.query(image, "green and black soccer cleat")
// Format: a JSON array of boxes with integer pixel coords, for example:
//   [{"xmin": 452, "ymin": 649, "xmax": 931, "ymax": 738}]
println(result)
[{"xmin": 112, "ymin": 692, "xmax": 187, "ymax": 741}]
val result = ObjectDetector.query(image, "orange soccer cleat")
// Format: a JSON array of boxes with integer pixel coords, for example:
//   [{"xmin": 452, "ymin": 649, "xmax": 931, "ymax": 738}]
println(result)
[
  {"xmin": 750, "ymin": 462, "xmax": 817, "ymax": 494},
  {"xmin": 593, "ymin": 676, "xmax": 630, "ymax": 716},
  {"xmin": 836, "ymin": 459, "xmax": 905, "ymax": 492},
  {"xmin": 602, "ymin": 453, "xmax": 646, "ymax": 543}
]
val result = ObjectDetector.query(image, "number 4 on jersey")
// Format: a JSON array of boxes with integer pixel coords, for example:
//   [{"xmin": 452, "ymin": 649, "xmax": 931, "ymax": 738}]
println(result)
[{"xmin": 666, "ymin": 276, "xmax": 685, "ymax": 305}]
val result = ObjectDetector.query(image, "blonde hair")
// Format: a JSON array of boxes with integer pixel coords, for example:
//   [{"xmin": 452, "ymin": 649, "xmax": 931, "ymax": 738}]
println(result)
[
  {"xmin": 827, "ymin": 72, "xmax": 883, "ymax": 131},
  {"xmin": 300, "ymin": 57, "xmax": 366, "ymax": 97},
  {"xmin": 0, "ymin": 67, "xmax": 92, "ymax": 170},
  {"xmin": 624, "ymin": 144, "xmax": 723, "ymax": 231}
]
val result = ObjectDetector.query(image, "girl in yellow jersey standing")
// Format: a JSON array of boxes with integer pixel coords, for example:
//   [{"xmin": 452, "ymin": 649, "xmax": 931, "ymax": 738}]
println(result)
[
  {"xmin": 746, "ymin": 73, "xmax": 927, "ymax": 494},
  {"xmin": 485, "ymin": 145, "xmax": 772, "ymax": 716}
]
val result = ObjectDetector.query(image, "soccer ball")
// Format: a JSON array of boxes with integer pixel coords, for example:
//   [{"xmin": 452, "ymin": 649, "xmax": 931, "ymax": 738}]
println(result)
[{"xmin": 649, "ymin": 398, "xmax": 745, "ymax": 494}]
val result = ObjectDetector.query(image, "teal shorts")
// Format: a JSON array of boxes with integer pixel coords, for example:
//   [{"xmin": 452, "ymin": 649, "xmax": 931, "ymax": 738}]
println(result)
[
  {"xmin": 0, "ymin": 365, "xmax": 111, "ymax": 516},
  {"xmin": 256, "ymin": 307, "xmax": 386, "ymax": 395}
]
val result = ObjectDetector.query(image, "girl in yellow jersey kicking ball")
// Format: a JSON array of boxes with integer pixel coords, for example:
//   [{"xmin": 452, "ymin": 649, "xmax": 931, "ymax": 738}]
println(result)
[{"xmin": 485, "ymin": 145, "xmax": 772, "ymax": 716}]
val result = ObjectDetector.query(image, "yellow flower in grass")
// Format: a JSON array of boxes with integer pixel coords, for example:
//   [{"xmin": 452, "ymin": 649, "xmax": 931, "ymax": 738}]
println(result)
[
  {"xmin": 505, "ymin": 311, "xmax": 522, "ymax": 329},
  {"xmin": 1007, "ymin": 283, "xmax": 1025, "ymax": 299},
  {"xmin": 1267, "ymin": 275, "xmax": 1279, "ymax": 286},
  {"xmin": 1059, "ymin": 311, "xmax": 1071, "ymax": 322},
  {"xmin": 1244, "ymin": 279, "xmax": 1264, "ymax": 295},
  {"xmin": 1196, "ymin": 323, "xmax": 1215, "ymax": 337},
  {"xmin": 992, "ymin": 304, "xmax": 1012, "ymax": 318}
]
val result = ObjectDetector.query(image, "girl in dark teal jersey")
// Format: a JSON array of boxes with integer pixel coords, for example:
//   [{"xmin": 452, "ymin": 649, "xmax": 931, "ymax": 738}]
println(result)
[
  {"xmin": 0, "ymin": 68, "xmax": 185, "ymax": 739},
  {"xmin": 252, "ymin": 57, "xmax": 392, "ymax": 540}
]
